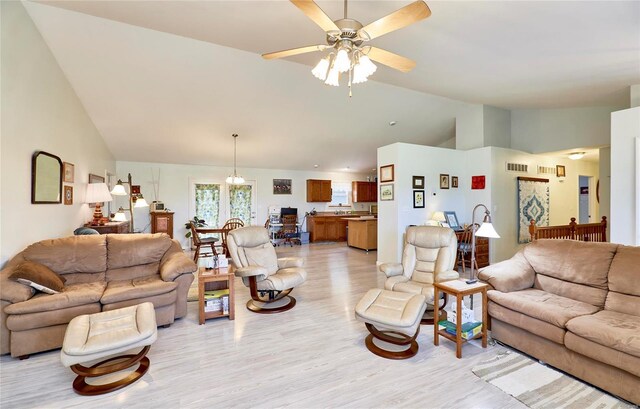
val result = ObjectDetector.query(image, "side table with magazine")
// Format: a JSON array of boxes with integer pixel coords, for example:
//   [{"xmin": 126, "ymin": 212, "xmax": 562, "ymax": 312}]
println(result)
[{"xmin": 198, "ymin": 267, "xmax": 235, "ymax": 324}]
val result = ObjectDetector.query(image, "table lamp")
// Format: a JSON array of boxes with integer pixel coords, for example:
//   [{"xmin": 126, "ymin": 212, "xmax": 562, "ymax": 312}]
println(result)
[
  {"xmin": 467, "ymin": 203, "xmax": 500, "ymax": 284},
  {"xmin": 431, "ymin": 211, "xmax": 446, "ymax": 226},
  {"xmin": 85, "ymin": 183, "xmax": 113, "ymax": 226}
]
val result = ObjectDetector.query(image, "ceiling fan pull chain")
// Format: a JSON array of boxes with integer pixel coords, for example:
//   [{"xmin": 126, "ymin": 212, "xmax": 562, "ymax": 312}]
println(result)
[{"xmin": 348, "ymin": 68, "xmax": 353, "ymax": 98}]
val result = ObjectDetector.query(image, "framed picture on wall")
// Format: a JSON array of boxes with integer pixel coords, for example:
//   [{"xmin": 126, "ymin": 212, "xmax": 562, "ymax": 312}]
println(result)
[
  {"xmin": 440, "ymin": 174, "xmax": 449, "ymax": 189},
  {"xmin": 64, "ymin": 185, "xmax": 73, "ymax": 205},
  {"xmin": 88, "ymin": 173, "xmax": 105, "ymax": 208},
  {"xmin": 63, "ymin": 162, "xmax": 75, "ymax": 183},
  {"xmin": 452, "ymin": 176, "xmax": 458, "ymax": 188},
  {"xmin": 412, "ymin": 176, "xmax": 424, "ymax": 189},
  {"xmin": 443, "ymin": 211, "xmax": 461, "ymax": 231},
  {"xmin": 380, "ymin": 184, "xmax": 394, "ymax": 201},
  {"xmin": 413, "ymin": 190, "xmax": 425, "ymax": 208},
  {"xmin": 380, "ymin": 165, "xmax": 394, "ymax": 182},
  {"xmin": 556, "ymin": 165, "xmax": 566, "ymax": 177},
  {"xmin": 273, "ymin": 179, "xmax": 292, "ymax": 195}
]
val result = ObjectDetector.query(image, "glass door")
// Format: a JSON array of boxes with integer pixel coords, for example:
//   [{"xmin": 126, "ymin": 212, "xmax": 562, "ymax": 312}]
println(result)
[
  {"xmin": 189, "ymin": 180, "xmax": 222, "ymax": 228},
  {"xmin": 226, "ymin": 181, "xmax": 257, "ymax": 226}
]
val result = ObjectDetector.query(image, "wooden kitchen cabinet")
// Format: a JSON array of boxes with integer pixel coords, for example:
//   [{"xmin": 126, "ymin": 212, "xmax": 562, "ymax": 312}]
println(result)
[
  {"xmin": 307, "ymin": 179, "xmax": 332, "ymax": 202},
  {"xmin": 151, "ymin": 211, "xmax": 174, "ymax": 238},
  {"xmin": 352, "ymin": 181, "xmax": 377, "ymax": 203},
  {"xmin": 307, "ymin": 215, "xmax": 348, "ymax": 242}
]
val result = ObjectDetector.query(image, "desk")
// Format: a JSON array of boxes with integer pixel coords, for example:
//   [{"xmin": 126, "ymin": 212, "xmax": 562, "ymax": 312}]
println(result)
[
  {"xmin": 268, "ymin": 223, "xmax": 301, "ymax": 244},
  {"xmin": 85, "ymin": 221, "xmax": 130, "ymax": 234},
  {"xmin": 455, "ymin": 231, "xmax": 489, "ymax": 268},
  {"xmin": 433, "ymin": 279, "xmax": 488, "ymax": 359}
]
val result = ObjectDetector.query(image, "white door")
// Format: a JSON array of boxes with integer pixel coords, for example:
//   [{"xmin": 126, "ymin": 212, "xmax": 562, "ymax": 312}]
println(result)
[
  {"xmin": 226, "ymin": 181, "xmax": 257, "ymax": 226},
  {"xmin": 578, "ymin": 175, "xmax": 591, "ymax": 224}
]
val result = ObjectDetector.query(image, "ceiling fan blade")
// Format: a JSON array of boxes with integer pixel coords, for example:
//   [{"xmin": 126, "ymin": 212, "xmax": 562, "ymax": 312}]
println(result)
[
  {"xmin": 262, "ymin": 45, "xmax": 327, "ymax": 60},
  {"xmin": 367, "ymin": 47, "xmax": 416, "ymax": 73},
  {"xmin": 290, "ymin": 0, "xmax": 339, "ymax": 33},
  {"xmin": 359, "ymin": 1, "xmax": 431, "ymax": 40}
]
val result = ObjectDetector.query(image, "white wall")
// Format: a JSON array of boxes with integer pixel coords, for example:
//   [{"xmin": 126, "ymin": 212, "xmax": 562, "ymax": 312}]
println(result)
[
  {"xmin": 610, "ymin": 107, "xmax": 640, "ymax": 245},
  {"xmin": 1, "ymin": 1, "xmax": 115, "ymax": 266},
  {"xmin": 483, "ymin": 106, "xmax": 511, "ymax": 149},
  {"xmin": 511, "ymin": 106, "xmax": 621, "ymax": 153},
  {"xmin": 599, "ymin": 147, "xmax": 611, "ymax": 239},
  {"xmin": 455, "ymin": 104, "xmax": 484, "ymax": 150},
  {"xmin": 116, "ymin": 161, "xmax": 372, "ymax": 249}
]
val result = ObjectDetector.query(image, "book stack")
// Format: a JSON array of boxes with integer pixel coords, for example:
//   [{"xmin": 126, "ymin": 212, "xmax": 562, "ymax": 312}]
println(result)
[
  {"xmin": 204, "ymin": 289, "xmax": 230, "ymax": 314},
  {"xmin": 438, "ymin": 320, "xmax": 482, "ymax": 340}
]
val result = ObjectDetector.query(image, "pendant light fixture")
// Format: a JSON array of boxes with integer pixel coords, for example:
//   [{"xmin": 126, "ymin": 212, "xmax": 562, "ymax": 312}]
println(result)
[{"xmin": 226, "ymin": 133, "xmax": 245, "ymax": 185}]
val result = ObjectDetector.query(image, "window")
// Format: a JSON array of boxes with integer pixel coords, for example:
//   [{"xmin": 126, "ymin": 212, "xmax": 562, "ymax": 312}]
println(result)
[{"xmin": 329, "ymin": 181, "xmax": 351, "ymax": 207}]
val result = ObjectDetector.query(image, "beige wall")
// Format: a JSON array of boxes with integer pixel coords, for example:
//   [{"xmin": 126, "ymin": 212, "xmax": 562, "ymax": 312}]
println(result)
[{"xmin": 1, "ymin": 1, "xmax": 115, "ymax": 266}]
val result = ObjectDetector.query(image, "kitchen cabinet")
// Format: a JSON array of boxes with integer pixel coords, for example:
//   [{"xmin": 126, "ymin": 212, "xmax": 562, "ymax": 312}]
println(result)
[
  {"xmin": 347, "ymin": 219, "xmax": 377, "ymax": 251},
  {"xmin": 307, "ymin": 215, "xmax": 348, "ymax": 242},
  {"xmin": 352, "ymin": 181, "xmax": 377, "ymax": 203},
  {"xmin": 307, "ymin": 179, "xmax": 332, "ymax": 202}
]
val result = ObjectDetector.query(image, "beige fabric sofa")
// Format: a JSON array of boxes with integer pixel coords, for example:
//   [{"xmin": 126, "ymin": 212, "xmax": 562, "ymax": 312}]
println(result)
[
  {"xmin": 478, "ymin": 239, "xmax": 639, "ymax": 404},
  {"xmin": 0, "ymin": 233, "xmax": 196, "ymax": 358}
]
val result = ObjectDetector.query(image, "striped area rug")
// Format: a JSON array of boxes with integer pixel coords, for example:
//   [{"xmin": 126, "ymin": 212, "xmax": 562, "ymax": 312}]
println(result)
[{"xmin": 472, "ymin": 351, "xmax": 633, "ymax": 409}]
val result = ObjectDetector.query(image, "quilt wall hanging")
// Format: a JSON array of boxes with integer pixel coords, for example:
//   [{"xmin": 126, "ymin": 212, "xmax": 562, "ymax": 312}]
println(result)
[{"xmin": 517, "ymin": 177, "xmax": 550, "ymax": 243}]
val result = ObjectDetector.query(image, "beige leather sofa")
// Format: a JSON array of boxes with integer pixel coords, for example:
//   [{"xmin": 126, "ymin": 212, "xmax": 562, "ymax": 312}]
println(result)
[
  {"xmin": 1, "ymin": 233, "xmax": 196, "ymax": 358},
  {"xmin": 478, "ymin": 239, "xmax": 639, "ymax": 404}
]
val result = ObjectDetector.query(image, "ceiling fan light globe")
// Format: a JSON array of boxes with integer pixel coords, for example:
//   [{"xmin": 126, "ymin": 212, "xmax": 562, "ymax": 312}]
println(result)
[
  {"xmin": 324, "ymin": 66, "xmax": 340, "ymax": 86},
  {"xmin": 334, "ymin": 48, "xmax": 351, "ymax": 73},
  {"xmin": 352, "ymin": 63, "xmax": 368, "ymax": 84},
  {"xmin": 359, "ymin": 55, "xmax": 377, "ymax": 77},
  {"xmin": 312, "ymin": 58, "xmax": 329, "ymax": 80}
]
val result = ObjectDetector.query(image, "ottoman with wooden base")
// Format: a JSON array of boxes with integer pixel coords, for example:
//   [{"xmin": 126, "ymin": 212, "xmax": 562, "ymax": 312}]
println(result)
[
  {"xmin": 355, "ymin": 289, "xmax": 427, "ymax": 359},
  {"xmin": 60, "ymin": 302, "xmax": 157, "ymax": 395}
]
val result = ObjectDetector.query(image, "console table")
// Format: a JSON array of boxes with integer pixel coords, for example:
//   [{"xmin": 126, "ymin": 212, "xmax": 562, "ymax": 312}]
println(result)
[{"xmin": 85, "ymin": 221, "xmax": 130, "ymax": 234}]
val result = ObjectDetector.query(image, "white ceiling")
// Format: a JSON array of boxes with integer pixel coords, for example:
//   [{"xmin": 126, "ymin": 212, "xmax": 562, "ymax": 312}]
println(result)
[{"xmin": 23, "ymin": 1, "xmax": 640, "ymax": 172}]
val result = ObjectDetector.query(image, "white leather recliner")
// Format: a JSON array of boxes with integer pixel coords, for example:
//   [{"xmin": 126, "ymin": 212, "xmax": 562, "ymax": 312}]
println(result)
[
  {"xmin": 227, "ymin": 226, "xmax": 307, "ymax": 313},
  {"xmin": 379, "ymin": 226, "xmax": 459, "ymax": 323}
]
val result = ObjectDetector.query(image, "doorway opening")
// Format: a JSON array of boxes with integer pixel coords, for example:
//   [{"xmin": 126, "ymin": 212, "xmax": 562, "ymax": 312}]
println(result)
[{"xmin": 578, "ymin": 175, "xmax": 593, "ymax": 224}]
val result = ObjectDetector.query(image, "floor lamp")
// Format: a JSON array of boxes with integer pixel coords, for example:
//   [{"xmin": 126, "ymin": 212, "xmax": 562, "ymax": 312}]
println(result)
[
  {"xmin": 467, "ymin": 204, "xmax": 500, "ymax": 284},
  {"xmin": 110, "ymin": 173, "xmax": 148, "ymax": 233}
]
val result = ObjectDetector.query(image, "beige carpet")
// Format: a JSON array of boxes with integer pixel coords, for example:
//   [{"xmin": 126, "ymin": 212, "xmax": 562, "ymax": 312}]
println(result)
[{"xmin": 472, "ymin": 350, "xmax": 632, "ymax": 409}]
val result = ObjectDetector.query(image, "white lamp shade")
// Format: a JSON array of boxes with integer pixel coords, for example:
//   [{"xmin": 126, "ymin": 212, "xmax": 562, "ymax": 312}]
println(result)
[
  {"xmin": 110, "ymin": 183, "xmax": 127, "ymax": 196},
  {"xmin": 112, "ymin": 210, "xmax": 127, "ymax": 222},
  {"xmin": 334, "ymin": 48, "xmax": 350, "ymax": 73},
  {"xmin": 85, "ymin": 183, "xmax": 113, "ymax": 204},
  {"xmin": 476, "ymin": 222, "xmax": 500, "ymax": 238},
  {"xmin": 358, "ymin": 55, "xmax": 377, "ymax": 76},
  {"xmin": 311, "ymin": 57, "xmax": 329, "ymax": 81},
  {"xmin": 134, "ymin": 197, "xmax": 149, "ymax": 208},
  {"xmin": 324, "ymin": 65, "xmax": 340, "ymax": 86},
  {"xmin": 226, "ymin": 175, "xmax": 245, "ymax": 184},
  {"xmin": 431, "ymin": 211, "xmax": 446, "ymax": 222}
]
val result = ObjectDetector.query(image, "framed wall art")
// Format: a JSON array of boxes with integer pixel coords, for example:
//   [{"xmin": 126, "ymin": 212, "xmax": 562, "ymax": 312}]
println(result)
[
  {"xmin": 556, "ymin": 165, "xmax": 566, "ymax": 177},
  {"xmin": 472, "ymin": 175, "xmax": 486, "ymax": 190},
  {"xmin": 380, "ymin": 165, "xmax": 394, "ymax": 182},
  {"xmin": 412, "ymin": 176, "xmax": 424, "ymax": 189},
  {"xmin": 64, "ymin": 185, "xmax": 73, "ymax": 205},
  {"xmin": 380, "ymin": 184, "xmax": 394, "ymax": 201},
  {"xmin": 443, "ymin": 211, "xmax": 461, "ymax": 230},
  {"xmin": 63, "ymin": 162, "xmax": 75, "ymax": 183},
  {"xmin": 439, "ymin": 174, "xmax": 449, "ymax": 189},
  {"xmin": 413, "ymin": 190, "xmax": 425, "ymax": 208},
  {"xmin": 273, "ymin": 179, "xmax": 292, "ymax": 195},
  {"xmin": 451, "ymin": 176, "xmax": 458, "ymax": 188}
]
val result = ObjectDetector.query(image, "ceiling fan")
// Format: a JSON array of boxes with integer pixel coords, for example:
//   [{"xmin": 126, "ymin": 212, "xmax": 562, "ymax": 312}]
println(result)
[{"xmin": 262, "ymin": 0, "xmax": 431, "ymax": 96}]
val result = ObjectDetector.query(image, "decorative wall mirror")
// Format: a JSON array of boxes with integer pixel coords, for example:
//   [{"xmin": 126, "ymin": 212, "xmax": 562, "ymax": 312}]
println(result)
[{"xmin": 31, "ymin": 151, "xmax": 63, "ymax": 204}]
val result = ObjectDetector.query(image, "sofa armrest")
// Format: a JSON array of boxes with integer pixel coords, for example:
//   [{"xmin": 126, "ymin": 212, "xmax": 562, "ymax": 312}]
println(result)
[
  {"xmin": 233, "ymin": 266, "xmax": 268, "ymax": 281},
  {"xmin": 159, "ymin": 244, "xmax": 197, "ymax": 282},
  {"xmin": 477, "ymin": 250, "xmax": 535, "ymax": 293},
  {"xmin": 379, "ymin": 263, "xmax": 403, "ymax": 277},
  {"xmin": 278, "ymin": 257, "xmax": 304, "ymax": 269},
  {"xmin": 0, "ymin": 254, "xmax": 35, "ymax": 303},
  {"xmin": 436, "ymin": 270, "xmax": 460, "ymax": 282}
]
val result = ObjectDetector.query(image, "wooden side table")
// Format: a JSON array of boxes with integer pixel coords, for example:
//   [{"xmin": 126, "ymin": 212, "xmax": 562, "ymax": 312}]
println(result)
[
  {"xmin": 198, "ymin": 267, "xmax": 235, "ymax": 325},
  {"xmin": 433, "ymin": 279, "xmax": 488, "ymax": 359},
  {"xmin": 85, "ymin": 221, "xmax": 130, "ymax": 234}
]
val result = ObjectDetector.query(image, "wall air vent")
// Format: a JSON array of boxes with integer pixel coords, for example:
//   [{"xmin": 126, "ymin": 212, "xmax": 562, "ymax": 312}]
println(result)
[
  {"xmin": 537, "ymin": 165, "xmax": 556, "ymax": 175},
  {"xmin": 505, "ymin": 162, "xmax": 528, "ymax": 173}
]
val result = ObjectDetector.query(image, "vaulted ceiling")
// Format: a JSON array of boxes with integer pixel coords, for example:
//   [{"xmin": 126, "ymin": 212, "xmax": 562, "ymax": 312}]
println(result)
[{"xmin": 24, "ymin": 1, "xmax": 640, "ymax": 172}]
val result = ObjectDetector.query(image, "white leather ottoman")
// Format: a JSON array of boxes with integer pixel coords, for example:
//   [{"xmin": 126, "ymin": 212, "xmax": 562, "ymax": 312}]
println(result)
[
  {"xmin": 355, "ymin": 289, "xmax": 427, "ymax": 359},
  {"xmin": 61, "ymin": 302, "xmax": 157, "ymax": 395}
]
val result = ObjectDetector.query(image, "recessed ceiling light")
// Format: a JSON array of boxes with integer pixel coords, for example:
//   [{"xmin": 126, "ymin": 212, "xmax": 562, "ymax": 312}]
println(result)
[
  {"xmin": 313, "ymin": 164, "xmax": 319, "ymax": 168},
  {"xmin": 389, "ymin": 121, "xmax": 397, "ymax": 126},
  {"xmin": 568, "ymin": 152, "xmax": 585, "ymax": 160}
]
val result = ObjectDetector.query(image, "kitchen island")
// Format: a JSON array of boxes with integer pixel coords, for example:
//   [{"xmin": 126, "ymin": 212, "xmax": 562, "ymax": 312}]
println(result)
[{"xmin": 345, "ymin": 217, "xmax": 377, "ymax": 251}]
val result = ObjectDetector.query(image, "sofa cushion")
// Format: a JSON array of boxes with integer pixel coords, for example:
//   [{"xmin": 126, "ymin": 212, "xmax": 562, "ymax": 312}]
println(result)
[
  {"xmin": 605, "ymin": 245, "xmax": 640, "ymax": 316},
  {"xmin": 107, "ymin": 234, "xmax": 171, "ymax": 270},
  {"xmin": 4, "ymin": 282, "xmax": 106, "ymax": 315},
  {"xmin": 566, "ymin": 310, "xmax": 640, "ymax": 358},
  {"xmin": 488, "ymin": 289, "xmax": 599, "ymax": 328},
  {"xmin": 488, "ymin": 301, "xmax": 565, "ymax": 344},
  {"xmin": 524, "ymin": 240, "xmax": 616, "ymax": 289},
  {"xmin": 533, "ymin": 274, "xmax": 608, "ymax": 308},
  {"xmin": 6, "ymin": 303, "xmax": 101, "ymax": 332},
  {"xmin": 101, "ymin": 290, "xmax": 177, "ymax": 311},
  {"xmin": 23, "ymin": 235, "xmax": 107, "ymax": 274},
  {"xmin": 10, "ymin": 261, "xmax": 67, "ymax": 293},
  {"xmin": 106, "ymin": 262, "xmax": 160, "ymax": 282},
  {"xmin": 101, "ymin": 274, "xmax": 177, "ymax": 304},
  {"xmin": 564, "ymin": 332, "xmax": 640, "ymax": 378}
]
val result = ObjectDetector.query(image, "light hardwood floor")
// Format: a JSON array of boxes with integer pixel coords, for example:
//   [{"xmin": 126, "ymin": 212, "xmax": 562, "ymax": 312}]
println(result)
[{"xmin": 0, "ymin": 243, "xmax": 525, "ymax": 408}]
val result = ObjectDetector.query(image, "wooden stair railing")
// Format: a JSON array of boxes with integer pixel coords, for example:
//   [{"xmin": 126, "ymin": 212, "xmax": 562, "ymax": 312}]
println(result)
[{"xmin": 529, "ymin": 216, "xmax": 607, "ymax": 242}]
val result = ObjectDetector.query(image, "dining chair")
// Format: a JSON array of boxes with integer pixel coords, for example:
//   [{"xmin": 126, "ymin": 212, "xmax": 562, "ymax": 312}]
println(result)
[
  {"xmin": 190, "ymin": 222, "xmax": 218, "ymax": 264},
  {"xmin": 220, "ymin": 218, "xmax": 244, "ymax": 256}
]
